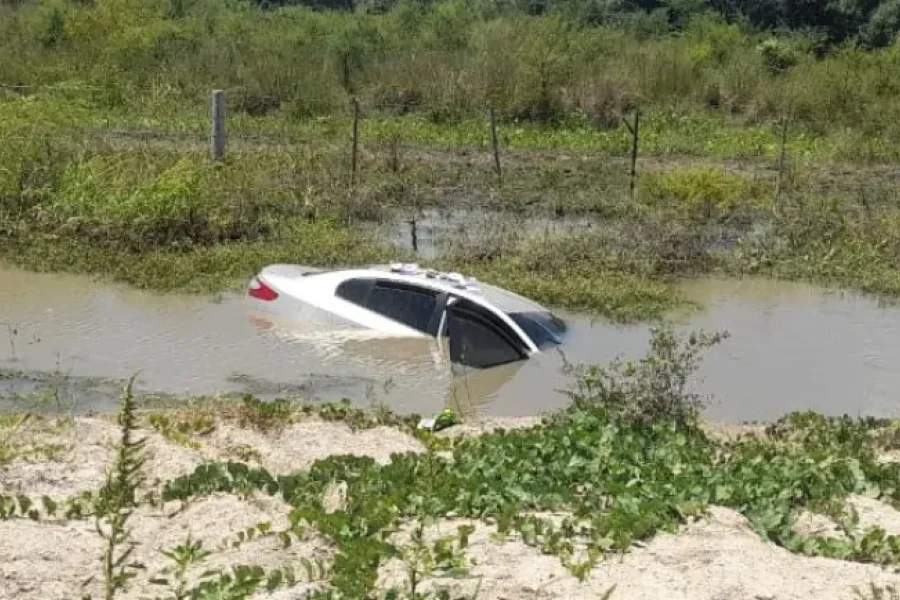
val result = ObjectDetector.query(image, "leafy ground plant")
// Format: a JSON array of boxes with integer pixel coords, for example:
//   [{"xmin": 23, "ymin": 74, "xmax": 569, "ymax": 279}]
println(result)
[
  {"xmin": 153, "ymin": 326, "xmax": 900, "ymax": 598},
  {"xmin": 149, "ymin": 534, "xmax": 213, "ymax": 600}
]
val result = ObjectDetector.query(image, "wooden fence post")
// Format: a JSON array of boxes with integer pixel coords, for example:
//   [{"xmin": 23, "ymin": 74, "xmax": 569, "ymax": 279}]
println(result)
[
  {"xmin": 408, "ymin": 215, "xmax": 419, "ymax": 254},
  {"xmin": 210, "ymin": 89, "xmax": 226, "ymax": 161},
  {"xmin": 774, "ymin": 114, "xmax": 790, "ymax": 206},
  {"xmin": 489, "ymin": 107, "xmax": 502, "ymax": 186},
  {"xmin": 351, "ymin": 97, "xmax": 360, "ymax": 187}
]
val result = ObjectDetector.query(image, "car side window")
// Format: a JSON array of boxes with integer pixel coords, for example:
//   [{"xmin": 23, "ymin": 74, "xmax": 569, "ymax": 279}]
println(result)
[
  {"xmin": 365, "ymin": 281, "xmax": 438, "ymax": 333},
  {"xmin": 446, "ymin": 303, "xmax": 526, "ymax": 369},
  {"xmin": 441, "ymin": 298, "xmax": 524, "ymax": 343},
  {"xmin": 335, "ymin": 278, "xmax": 372, "ymax": 306}
]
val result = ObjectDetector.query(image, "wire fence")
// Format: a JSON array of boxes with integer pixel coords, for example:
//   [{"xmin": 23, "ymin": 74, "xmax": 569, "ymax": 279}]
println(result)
[
  {"xmin": 4, "ymin": 84, "xmax": 899, "ymax": 261},
  {"xmin": 0, "ymin": 86, "xmax": 667, "ymax": 200}
]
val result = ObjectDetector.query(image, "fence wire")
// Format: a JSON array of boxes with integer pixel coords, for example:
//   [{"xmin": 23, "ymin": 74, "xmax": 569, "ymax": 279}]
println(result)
[{"xmin": 2, "ymin": 84, "xmax": 899, "ymax": 267}]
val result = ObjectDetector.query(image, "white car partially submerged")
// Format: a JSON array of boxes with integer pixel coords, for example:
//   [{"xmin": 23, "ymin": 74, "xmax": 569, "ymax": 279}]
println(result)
[{"xmin": 247, "ymin": 262, "xmax": 568, "ymax": 369}]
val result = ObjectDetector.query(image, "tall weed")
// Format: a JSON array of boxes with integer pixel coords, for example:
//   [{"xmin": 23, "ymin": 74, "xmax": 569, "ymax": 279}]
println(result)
[{"xmin": 84, "ymin": 375, "xmax": 148, "ymax": 600}]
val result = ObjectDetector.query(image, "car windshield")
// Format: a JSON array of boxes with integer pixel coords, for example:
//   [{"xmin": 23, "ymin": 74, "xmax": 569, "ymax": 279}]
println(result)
[{"xmin": 508, "ymin": 311, "xmax": 568, "ymax": 349}]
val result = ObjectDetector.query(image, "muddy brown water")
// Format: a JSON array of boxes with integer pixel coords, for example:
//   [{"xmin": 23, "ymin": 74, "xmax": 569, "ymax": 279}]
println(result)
[{"xmin": 2, "ymin": 264, "xmax": 900, "ymax": 423}]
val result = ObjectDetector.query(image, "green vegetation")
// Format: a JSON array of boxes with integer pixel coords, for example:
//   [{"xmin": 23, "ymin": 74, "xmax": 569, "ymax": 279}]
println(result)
[
  {"xmin": 3, "ymin": 0, "xmax": 900, "ymax": 139},
  {"xmin": 144, "ymin": 393, "xmax": 428, "ymax": 439},
  {"xmin": 89, "ymin": 376, "xmax": 148, "ymax": 600},
  {"xmin": 0, "ymin": 413, "xmax": 68, "ymax": 466},
  {"xmin": 2, "ymin": 0, "xmax": 900, "ymax": 321},
  {"xmin": 5, "ymin": 328, "xmax": 900, "ymax": 597},
  {"xmin": 148, "ymin": 330, "xmax": 900, "ymax": 596}
]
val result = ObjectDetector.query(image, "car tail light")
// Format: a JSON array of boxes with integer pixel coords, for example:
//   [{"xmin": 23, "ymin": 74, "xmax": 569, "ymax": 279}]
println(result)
[{"xmin": 248, "ymin": 277, "xmax": 279, "ymax": 301}]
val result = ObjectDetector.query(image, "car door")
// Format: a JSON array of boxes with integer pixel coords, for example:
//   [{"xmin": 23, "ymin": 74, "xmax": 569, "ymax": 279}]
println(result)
[{"xmin": 441, "ymin": 297, "xmax": 529, "ymax": 369}]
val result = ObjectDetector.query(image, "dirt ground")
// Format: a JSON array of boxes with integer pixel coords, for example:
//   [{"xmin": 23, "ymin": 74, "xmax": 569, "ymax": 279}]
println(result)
[{"xmin": 2, "ymin": 414, "xmax": 900, "ymax": 600}]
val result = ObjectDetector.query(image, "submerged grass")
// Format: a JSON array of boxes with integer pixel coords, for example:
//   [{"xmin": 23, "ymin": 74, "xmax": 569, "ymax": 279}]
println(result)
[{"xmin": 5, "ymin": 327, "xmax": 900, "ymax": 597}]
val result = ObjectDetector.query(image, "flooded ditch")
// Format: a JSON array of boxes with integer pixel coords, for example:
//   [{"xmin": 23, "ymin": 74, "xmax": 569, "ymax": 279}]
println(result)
[{"xmin": 2, "ymin": 262, "xmax": 900, "ymax": 422}]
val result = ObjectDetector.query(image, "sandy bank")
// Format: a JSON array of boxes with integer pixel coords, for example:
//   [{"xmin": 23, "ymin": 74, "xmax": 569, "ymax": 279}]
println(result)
[{"xmin": 1, "ymin": 410, "xmax": 898, "ymax": 600}]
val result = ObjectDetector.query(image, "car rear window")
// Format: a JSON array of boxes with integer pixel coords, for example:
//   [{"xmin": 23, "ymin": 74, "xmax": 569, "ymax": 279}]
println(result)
[{"xmin": 336, "ymin": 278, "xmax": 372, "ymax": 305}]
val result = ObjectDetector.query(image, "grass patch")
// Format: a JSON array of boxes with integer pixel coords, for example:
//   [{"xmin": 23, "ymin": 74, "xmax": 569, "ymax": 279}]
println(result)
[
  {"xmin": 0, "ymin": 413, "xmax": 68, "ymax": 467},
  {"xmin": 462, "ymin": 261, "xmax": 684, "ymax": 324},
  {"xmin": 140, "ymin": 395, "xmax": 432, "ymax": 444},
  {"xmin": 0, "ymin": 224, "xmax": 398, "ymax": 295}
]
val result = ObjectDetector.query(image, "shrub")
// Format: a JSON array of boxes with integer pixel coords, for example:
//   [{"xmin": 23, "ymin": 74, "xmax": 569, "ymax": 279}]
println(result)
[
  {"xmin": 562, "ymin": 324, "xmax": 729, "ymax": 427},
  {"xmin": 757, "ymin": 38, "xmax": 799, "ymax": 75}
]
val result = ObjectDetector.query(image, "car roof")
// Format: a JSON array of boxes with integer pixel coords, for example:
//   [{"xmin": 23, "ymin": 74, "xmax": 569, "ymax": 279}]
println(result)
[
  {"xmin": 364, "ymin": 263, "xmax": 547, "ymax": 313},
  {"xmin": 259, "ymin": 262, "xmax": 555, "ymax": 316},
  {"xmin": 338, "ymin": 264, "xmax": 552, "ymax": 314}
]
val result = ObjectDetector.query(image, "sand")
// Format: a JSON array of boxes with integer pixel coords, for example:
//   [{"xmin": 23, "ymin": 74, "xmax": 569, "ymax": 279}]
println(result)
[
  {"xmin": 3, "ymin": 413, "xmax": 900, "ymax": 600},
  {"xmin": 0, "ymin": 416, "xmax": 426, "ymax": 500},
  {"xmin": 0, "ymin": 492, "xmax": 331, "ymax": 600},
  {"xmin": 376, "ymin": 506, "xmax": 900, "ymax": 600}
]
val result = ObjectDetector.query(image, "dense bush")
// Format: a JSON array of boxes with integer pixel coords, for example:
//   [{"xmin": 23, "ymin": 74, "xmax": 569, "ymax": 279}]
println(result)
[{"xmin": 1, "ymin": 0, "xmax": 899, "ymax": 132}]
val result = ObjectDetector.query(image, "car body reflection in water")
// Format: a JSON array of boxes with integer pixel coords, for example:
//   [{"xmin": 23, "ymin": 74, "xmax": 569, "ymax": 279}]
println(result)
[{"xmin": 247, "ymin": 310, "xmax": 527, "ymax": 417}]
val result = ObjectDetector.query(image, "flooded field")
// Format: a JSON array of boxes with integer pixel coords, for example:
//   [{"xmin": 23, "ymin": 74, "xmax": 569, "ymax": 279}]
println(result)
[
  {"xmin": 1, "ymin": 264, "xmax": 900, "ymax": 422},
  {"xmin": 367, "ymin": 207, "xmax": 596, "ymax": 259}
]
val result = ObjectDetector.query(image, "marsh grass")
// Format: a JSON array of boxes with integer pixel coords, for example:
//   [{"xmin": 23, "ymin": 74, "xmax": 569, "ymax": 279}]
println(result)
[{"xmin": 5, "ymin": 90, "xmax": 900, "ymax": 321}]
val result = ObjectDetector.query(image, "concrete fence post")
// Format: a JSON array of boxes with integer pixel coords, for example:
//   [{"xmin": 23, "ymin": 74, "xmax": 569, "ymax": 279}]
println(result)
[{"xmin": 210, "ymin": 89, "xmax": 226, "ymax": 161}]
